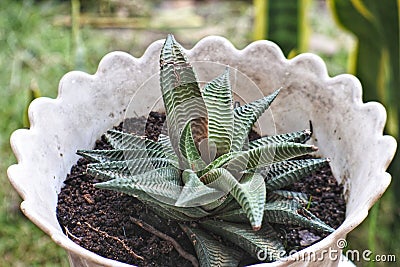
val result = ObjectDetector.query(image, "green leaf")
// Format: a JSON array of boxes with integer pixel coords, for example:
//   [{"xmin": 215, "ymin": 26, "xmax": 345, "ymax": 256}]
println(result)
[
  {"xmin": 201, "ymin": 220, "xmax": 285, "ymax": 262},
  {"xmin": 104, "ymin": 129, "xmax": 178, "ymax": 163},
  {"xmin": 230, "ymin": 88, "xmax": 280, "ymax": 152},
  {"xmin": 175, "ymin": 170, "xmax": 224, "ymax": 207},
  {"xmin": 95, "ymin": 167, "xmax": 182, "ymax": 204},
  {"xmin": 104, "ymin": 129, "xmax": 147, "ymax": 149},
  {"xmin": 227, "ymin": 142, "xmax": 318, "ymax": 173},
  {"xmin": 87, "ymin": 158, "xmax": 174, "ymax": 178},
  {"xmin": 160, "ymin": 34, "xmax": 207, "ymax": 158},
  {"xmin": 201, "ymin": 169, "xmax": 266, "ymax": 230},
  {"xmin": 197, "ymin": 151, "xmax": 238, "ymax": 177},
  {"xmin": 134, "ymin": 189, "xmax": 212, "ymax": 221},
  {"xmin": 215, "ymin": 198, "xmax": 334, "ymax": 233},
  {"xmin": 142, "ymin": 199, "xmax": 194, "ymax": 221},
  {"xmin": 261, "ymin": 158, "xmax": 330, "ymax": 190},
  {"xmin": 179, "ymin": 120, "xmax": 206, "ymax": 171},
  {"xmin": 270, "ymin": 190, "xmax": 309, "ymax": 205},
  {"xmin": 157, "ymin": 134, "xmax": 176, "ymax": 158},
  {"xmin": 262, "ymin": 199, "xmax": 334, "ymax": 233},
  {"xmin": 215, "ymin": 198, "xmax": 304, "ymax": 224},
  {"xmin": 202, "ymin": 194, "xmax": 235, "ymax": 212},
  {"xmin": 93, "ymin": 166, "xmax": 212, "ymax": 219},
  {"xmin": 249, "ymin": 129, "xmax": 312, "ymax": 149},
  {"xmin": 77, "ymin": 149, "xmax": 125, "ymax": 162},
  {"xmin": 180, "ymin": 225, "xmax": 242, "ymax": 267},
  {"xmin": 151, "ymin": 201, "xmax": 211, "ymax": 220},
  {"xmin": 213, "ymin": 208, "xmax": 248, "ymax": 224},
  {"xmin": 202, "ymin": 68, "xmax": 234, "ymax": 156},
  {"xmin": 136, "ymin": 191, "xmax": 204, "ymax": 222},
  {"xmin": 77, "ymin": 148, "xmax": 170, "ymax": 163},
  {"xmin": 208, "ymin": 194, "xmax": 239, "ymax": 213}
]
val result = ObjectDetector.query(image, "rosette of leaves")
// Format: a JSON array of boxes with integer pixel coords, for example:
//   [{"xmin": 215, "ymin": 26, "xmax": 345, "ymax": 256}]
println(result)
[{"xmin": 77, "ymin": 34, "xmax": 334, "ymax": 265}]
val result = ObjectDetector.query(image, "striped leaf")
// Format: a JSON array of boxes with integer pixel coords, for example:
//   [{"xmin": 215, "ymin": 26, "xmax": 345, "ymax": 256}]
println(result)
[
  {"xmin": 92, "ymin": 166, "xmax": 180, "ymax": 183},
  {"xmin": 105, "ymin": 129, "xmax": 178, "ymax": 163},
  {"xmin": 226, "ymin": 142, "xmax": 318, "ymax": 173},
  {"xmin": 215, "ymin": 198, "xmax": 333, "ymax": 233},
  {"xmin": 180, "ymin": 225, "xmax": 242, "ymax": 267},
  {"xmin": 78, "ymin": 149, "xmax": 125, "ymax": 162},
  {"xmin": 104, "ymin": 129, "xmax": 147, "ymax": 149},
  {"xmin": 160, "ymin": 34, "xmax": 207, "ymax": 158},
  {"xmin": 201, "ymin": 220, "xmax": 285, "ymax": 262},
  {"xmin": 96, "ymin": 179, "xmax": 179, "ymax": 205},
  {"xmin": 157, "ymin": 134, "xmax": 176, "ymax": 157},
  {"xmin": 95, "ymin": 168, "xmax": 182, "ymax": 204},
  {"xmin": 179, "ymin": 120, "xmax": 206, "ymax": 171},
  {"xmin": 249, "ymin": 129, "xmax": 312, "ymax": 149},
  {"xmin": 145, "ymin": 200, "xmax": 194, "ymax": 221},
  {"xmin": 200, "ymin": 169, "xmax": 266, "ymax": 230},
  {"xmin": 202, "ymin": 68, "xmax": 234, "ymax": 156},
  {"xmin": 139, "ymin": 191, "xmax": 210, "ymax": 221},
  {"xmin": 93, "ymin": 166, "xmax": 211, "ymax": 219},
  {"xmin": 87, "ymin": 158, "xmax": 174, "ymax": 178},
  {"xmin": 230, "ymin": 88, "xmax": 280, "ymax": 152},
  {"xmin": 260, "ymin": 158, "xmax": 330, "ymax": 190},
  {"xmin": 197, "ymin": 151, "xmax": 239, "ymax": 177},
  {"xmin": 208, "ymin": 195, "xmax": 239, "ymax": 213},
  {"xmin": 77, "ymin": 148, "xmax": 170, "ymax": 163},
  {"xmin": 145, "ymin": 197, "xmax": 212, "ymax": 220},
  {"xmin": 94, "ymin": 180, "xmax": 194, "ymax": 221},
  {"xmin": 175, "ymin": 170, "xmax": 224, "ymax": 207},
  {"xmin": 214, "ymin": 199, "xmax": 303, "ymax": 224},
  {"xmin": 213, "ymin": 208, "xmax": 248, "ymax": 224},
  {"xmin": 202, "ymin": 194, "xmax": 235, "ymax": 212},
  {"xmin": 271, "ymin": 190, "xmax": 309, "ymax": 204},
  {"xmin": 262, "ymin": 199, "xmax": 334, "ymax": 233}
]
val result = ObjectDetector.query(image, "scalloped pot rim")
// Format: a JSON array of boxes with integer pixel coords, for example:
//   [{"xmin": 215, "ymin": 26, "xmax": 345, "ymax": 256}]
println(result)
[{"xmin": 7, "ymin": 36, "xmax": 397, "ymax": 267}]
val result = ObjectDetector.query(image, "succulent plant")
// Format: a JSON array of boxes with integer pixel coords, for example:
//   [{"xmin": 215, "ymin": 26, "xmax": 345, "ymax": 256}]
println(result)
[{"xmin": 77, "ymin": 34, "xmax": 334, "ymax": 265}]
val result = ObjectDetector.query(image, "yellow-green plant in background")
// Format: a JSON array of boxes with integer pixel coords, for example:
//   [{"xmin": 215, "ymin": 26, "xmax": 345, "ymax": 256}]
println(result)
[
  {"xmin": 329, "ymin": 0, "xmax": 399, "ymax": 138},
  {"xmin": 253, "ymin": 0, "xmax": 311, "ymax": 57},
  {"xmin": 329, "ymin": 0, "xmax": 399, "ymax": 263},
  {"xmin": 254, "ymin": 0, "xmax": 400, "ymax": 263},
  {"xmin": 22, "ymin": 79, "xmax": 41, "ymax": 128}
]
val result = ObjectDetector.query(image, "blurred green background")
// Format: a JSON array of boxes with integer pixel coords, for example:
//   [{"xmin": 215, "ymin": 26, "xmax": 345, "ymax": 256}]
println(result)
[{"xmin": 0, "ymin": 0, "xmax": 398, "ymax": 266}]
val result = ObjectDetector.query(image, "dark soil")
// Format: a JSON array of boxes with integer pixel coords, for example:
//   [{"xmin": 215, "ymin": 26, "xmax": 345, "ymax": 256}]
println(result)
[{"xmin": 57, "ymin": 112, "xmax": 346, "ymax": 266}]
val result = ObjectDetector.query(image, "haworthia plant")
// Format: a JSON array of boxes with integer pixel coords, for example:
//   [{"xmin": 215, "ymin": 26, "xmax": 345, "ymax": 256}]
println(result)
[{"xmin": 78, "ymin": 34, "xmax": 335, "ymax": 265}]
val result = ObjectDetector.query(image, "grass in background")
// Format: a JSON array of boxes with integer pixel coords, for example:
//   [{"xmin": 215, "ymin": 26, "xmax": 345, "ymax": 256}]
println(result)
[
  {"xmin": 0, "ymin": 1, "xmax": 252, "ymax": 265},
  {"xmin": 1, "ymin": 1, "xmax": 70, "ymax": 265},
  {"xmin": 0, "ymin": 0, "xmax": 113, "ymax": 265},
  {"xmin": 1, "ymin": 0, "xmax": 396, "ymax": 266}
]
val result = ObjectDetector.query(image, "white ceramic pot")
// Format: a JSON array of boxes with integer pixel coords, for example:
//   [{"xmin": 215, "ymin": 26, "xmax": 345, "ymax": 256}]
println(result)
[{"xmin": 8, "ymin": 36, "xmax": 396, "ymax": 266}]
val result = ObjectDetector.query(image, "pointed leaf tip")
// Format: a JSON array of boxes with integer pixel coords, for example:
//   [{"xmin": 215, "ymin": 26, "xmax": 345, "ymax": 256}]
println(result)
[
  {"xmin": 268, "ymin": 87, "xmax": 282, "ymax": 100},
  {"xmin": 231, "ymin": 87, "xmax": 282, "ymax": 151},
  {"xmin": 165, "ymin": 34, "xmax": 175, "ymax": 45},
  {"xmin": 274, "ymin": 87, "xmax": 282, "ymax": 94}
]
